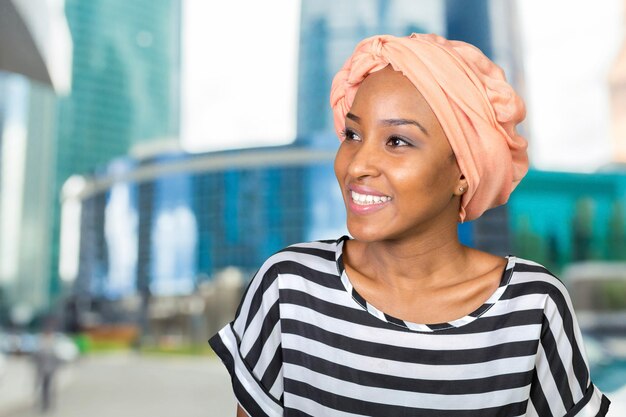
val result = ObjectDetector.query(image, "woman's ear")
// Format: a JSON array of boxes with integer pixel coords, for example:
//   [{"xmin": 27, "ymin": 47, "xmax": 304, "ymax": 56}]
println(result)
[{"xmin": 454, "ymin": 174, "xmax": 468, "ymax": 196}]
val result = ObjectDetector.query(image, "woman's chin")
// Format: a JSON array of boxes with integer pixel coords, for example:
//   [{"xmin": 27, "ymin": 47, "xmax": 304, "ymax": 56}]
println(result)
[{"xmin": 346, "ymin": 222, "xmax": 392, "ymax": 243}]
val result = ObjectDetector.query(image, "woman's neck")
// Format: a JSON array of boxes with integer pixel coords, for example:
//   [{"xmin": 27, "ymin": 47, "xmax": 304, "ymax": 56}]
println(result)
[{"xmin": 349, "ymin": 224, "xmax": 471, "ymax": 292}]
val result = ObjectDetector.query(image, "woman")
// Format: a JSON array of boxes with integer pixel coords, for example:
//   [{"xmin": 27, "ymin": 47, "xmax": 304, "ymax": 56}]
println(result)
[{"xmin": 209, "ymin": 33, "xmax": 611, "ymax": 416}]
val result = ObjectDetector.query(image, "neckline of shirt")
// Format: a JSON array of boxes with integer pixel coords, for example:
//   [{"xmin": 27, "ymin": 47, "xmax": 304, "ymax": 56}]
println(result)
[{"xmin": 334, "ymin": 235, "xmax": 517, "ymax": 333}]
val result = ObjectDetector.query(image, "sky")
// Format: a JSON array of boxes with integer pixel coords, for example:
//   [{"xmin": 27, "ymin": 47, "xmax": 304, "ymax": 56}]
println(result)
[
  {"xmin": 517, "ymin": 0, "xmax": 624, "ymax": 171},
  {"xmin": 180, "ymin": 0, "xmax": 301, "ymax": 153}
]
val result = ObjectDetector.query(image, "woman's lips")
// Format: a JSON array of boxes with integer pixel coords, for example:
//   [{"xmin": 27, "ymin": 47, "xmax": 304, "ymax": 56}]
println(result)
[{"xmin": 347, "ymin": 187, "xmax": 392, "ymax": 214}]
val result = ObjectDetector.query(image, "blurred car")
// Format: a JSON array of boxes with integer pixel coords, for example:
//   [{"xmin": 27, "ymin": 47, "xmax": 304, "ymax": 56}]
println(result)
[{"xmin": 0, "ymin": 331, "xmax": 79, "ymax": 362}]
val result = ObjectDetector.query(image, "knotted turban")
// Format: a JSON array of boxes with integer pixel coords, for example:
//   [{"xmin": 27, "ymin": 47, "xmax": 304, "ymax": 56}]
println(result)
[{"xmin": 330, "ymin": 33, "xmax": 529, "ymax": 222}]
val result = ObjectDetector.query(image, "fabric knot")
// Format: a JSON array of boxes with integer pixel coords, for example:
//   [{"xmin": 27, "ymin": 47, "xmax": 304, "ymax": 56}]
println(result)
[{"xmin": 370, "ymin": 37, "xmax": 385, "ymax": 58}]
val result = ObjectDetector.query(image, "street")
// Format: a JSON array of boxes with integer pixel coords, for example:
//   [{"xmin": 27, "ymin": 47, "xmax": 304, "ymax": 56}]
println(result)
[
  {"xmin": 4, "ymin": 353, "xmax": 236, "ymax": 417},
  {"xmin": 3, "ymin": 352, "xmax": 625, "ymax": 416}
]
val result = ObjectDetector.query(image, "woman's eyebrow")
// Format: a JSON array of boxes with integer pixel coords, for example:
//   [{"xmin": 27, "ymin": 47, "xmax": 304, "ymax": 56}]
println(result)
[
  {"xmin": 346, "ymin": 112, "xmax": 428, "ymax": 136},
  {"xmin": 346, "ymin": 112, "xmax": 361, "ymax": 123},
  {"xmin": 381, "ymin": 118, "xmax": 429, "ymax": 136}
]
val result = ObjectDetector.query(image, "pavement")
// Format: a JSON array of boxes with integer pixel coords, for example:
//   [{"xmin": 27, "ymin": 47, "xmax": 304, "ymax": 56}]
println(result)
[
  {"xmin": 0, "ymin": 353, "xmax": 236, "ymax": 417},
  {"xmin": 0, "ymin": 355, "xmax": 74, "ymax": 416},
  {"xmin": 1, "ymin": 353, "xmax": 625, "ymax": 416}
]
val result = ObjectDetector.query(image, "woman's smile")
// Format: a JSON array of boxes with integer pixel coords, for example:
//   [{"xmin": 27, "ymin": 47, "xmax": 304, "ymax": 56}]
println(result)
[{"xmin": 348, "ymin": 184, "xmax": 392, "ymax": 213}]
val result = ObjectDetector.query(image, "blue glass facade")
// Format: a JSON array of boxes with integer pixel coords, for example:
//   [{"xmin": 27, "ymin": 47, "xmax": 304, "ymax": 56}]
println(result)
[
  {"xmin": 103, "ymin": 160, "xmax": 138, "ymax": 298},
  {"xmin": 76, "ymin": 154, "xmax": 626, "ymax": 302},
  {"xmin": 76, "ymin": 147, "xmax": 343, "ymax": 299},
  {"xmin": 194, "ymin": 165, "xmax": 307, "ymax": 273},
  {"xmin": 149, "ymin": 156, "xmax": 196, "ymax": 296}
]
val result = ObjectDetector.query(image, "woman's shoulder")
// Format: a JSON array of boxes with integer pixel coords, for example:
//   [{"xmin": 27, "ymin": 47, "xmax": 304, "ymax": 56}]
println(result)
[
  {"xmin": 258, "ymin": 236, "xmax": 347, "ymax": 277},
  {"xmin": 505, "ymin": 256, "xmax": 575, "ymax": 305},
  {"xmin": 279, "ymin": 237, "xmax": 345, "ymax": 257},
  {"xmin": 236, "ymin": 238, "xmax": 347, "ymax": 317},
  {"xmin": 507, "ymin": 256, "xmax": 562, "ymax": 283}
]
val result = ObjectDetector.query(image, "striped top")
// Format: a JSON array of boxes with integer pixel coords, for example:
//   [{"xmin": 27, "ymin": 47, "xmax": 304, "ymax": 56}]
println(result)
[{"xmin": 209, "ymin": 236, "xmax": 610, "ymax": 416}]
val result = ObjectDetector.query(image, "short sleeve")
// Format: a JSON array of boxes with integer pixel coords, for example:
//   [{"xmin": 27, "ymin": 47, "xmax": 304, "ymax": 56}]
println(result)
[
  {"xmin": 527, "ymin": 279, "xmax": 611, "ymax": 416},
  {"xmin": 209, "ymin": 259, "xmax": 284, "ymax": 417}
]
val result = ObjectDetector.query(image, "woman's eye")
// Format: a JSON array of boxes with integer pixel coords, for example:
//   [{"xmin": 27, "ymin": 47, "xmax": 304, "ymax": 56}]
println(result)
[
  {"xmin": 387, "ymin": 136, "xmax": 410, "ymax": 147},
  {"xmin": 342, "ymin": 128, "xmax": 361, "ymax": 141}
]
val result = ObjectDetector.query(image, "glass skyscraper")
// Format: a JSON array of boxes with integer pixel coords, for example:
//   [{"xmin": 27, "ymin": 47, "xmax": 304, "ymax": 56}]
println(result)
[
  {"xmin": 51, "ymin": 0, "xmax": 181, "ymax": 300},
  {"xmin": 0, "ymin": 74, "xmax": 59, "ymax": 321}
]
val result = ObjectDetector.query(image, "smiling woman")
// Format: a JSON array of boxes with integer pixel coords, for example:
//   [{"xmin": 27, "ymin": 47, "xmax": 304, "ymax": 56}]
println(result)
[{"xmin": 209, "ymin": 33, "xmax": 611, "ymax": 417}]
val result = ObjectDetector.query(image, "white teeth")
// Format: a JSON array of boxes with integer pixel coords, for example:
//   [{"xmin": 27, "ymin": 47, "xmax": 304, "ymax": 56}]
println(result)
[{"xmin": 350, "ymin": 191, "xmax": 391, "ymax": 206}]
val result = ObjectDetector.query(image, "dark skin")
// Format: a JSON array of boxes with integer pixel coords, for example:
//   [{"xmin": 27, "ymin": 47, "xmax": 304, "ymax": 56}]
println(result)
[
  {"xmin": 334, "ymin": 66, "xmax": 506, "ymax": 324},
  {"xmin": 235, "ymin": 66, "xmax": 506, "ymax": 415}
]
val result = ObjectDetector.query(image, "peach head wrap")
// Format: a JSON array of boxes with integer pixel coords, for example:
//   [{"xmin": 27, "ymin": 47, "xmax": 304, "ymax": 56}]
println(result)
[{"xmin": 330, "ymin": 33, "xmax": 529, "ymax": 222}]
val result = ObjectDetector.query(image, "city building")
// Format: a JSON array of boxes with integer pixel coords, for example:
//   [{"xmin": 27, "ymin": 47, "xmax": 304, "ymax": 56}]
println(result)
[
  {"xmin": 57, "ymin": 0, "xmax": 529, "ymax": 334},
  {"xmin": 12, "ymin": 0, "xmax": 604, "ymax": 330},
  {"xmin": 50, "ymin": 0, "xmax": 182, "ymax": 303},
  {"xmin": 0, "ymin": 0, "xmax": 72, "ymax": 324},
  {"xmin": 0, "ymin": 0, "xmax": 181, "ymax": 323}
]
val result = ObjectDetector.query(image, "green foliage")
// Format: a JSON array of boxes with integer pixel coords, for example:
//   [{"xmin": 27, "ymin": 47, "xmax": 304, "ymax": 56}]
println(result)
[
  {"xmin": 71, "ymin": 333, "xmax": 92, "ymax": 354},
  {"xmin": 138, "ymin": 345, "xmax": 214, "ymax": 356},
  {"xmin": 85, "ymin": 339, "xmax": 132, "ymax": 353},
  {"xmin": 75, "ymin": 332, "xmax": 213, "ymax": 356}
]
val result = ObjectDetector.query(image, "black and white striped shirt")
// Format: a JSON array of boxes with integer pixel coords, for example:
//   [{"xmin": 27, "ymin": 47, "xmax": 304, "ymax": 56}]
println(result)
[{"xmin": 209, "ymin": 236, "xmax": 610, "ymax": 416}]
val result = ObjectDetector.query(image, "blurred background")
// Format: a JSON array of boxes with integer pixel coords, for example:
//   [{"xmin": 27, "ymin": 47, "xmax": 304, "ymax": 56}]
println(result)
[{"xmin": 0, "ymin": 0, "xmax": 625, "ymax": 415}]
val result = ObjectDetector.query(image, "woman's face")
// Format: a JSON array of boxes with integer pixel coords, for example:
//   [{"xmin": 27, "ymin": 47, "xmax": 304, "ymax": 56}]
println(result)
[{"xmin": 334, "ymin": 66, "xmax": 465, "ymax": 242}]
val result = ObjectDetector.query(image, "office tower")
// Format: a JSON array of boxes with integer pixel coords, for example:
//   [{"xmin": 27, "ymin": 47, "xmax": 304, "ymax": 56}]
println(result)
[
  {"xmin": 0, "ymin": 74, "xmax": 59, "ymax": 319},
  {"xmin": 51, "ymin": 0, "xmax": 181, "ymax": 300},
  {"xmin": 0, "ymin": 0, "xmax": 72, "ymax": 318}
]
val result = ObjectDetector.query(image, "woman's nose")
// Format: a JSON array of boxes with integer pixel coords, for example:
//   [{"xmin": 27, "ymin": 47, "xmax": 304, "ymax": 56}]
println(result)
[{"xmin": 347, "ymin": 139, "xmax": 380, "ymax": 179}]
